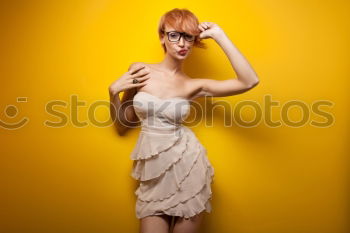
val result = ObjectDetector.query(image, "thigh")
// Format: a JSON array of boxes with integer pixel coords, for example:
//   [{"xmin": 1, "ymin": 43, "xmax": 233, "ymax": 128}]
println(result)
[
  {"xmin": 140, "ymin": 214, "xmax": 172, "ymax": 233},
  {"xmin": 172, "ymin": 211, "xmax": 206, "ymax": 233}
]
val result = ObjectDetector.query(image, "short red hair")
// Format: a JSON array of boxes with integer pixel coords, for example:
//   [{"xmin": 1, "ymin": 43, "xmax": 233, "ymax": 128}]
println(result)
[{"xmin": 158, "ymin": 8, "xmax": 207, "ymax": 53}]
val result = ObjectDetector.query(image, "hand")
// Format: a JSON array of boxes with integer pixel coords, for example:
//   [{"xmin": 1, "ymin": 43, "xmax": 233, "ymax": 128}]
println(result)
[
  {"xmin": 108, "ymin": 65, "xmax": 150, "ymax": 95},
  {"xmin": 198, "ymin": 22, "xmax": 224, "ymax": 40}
]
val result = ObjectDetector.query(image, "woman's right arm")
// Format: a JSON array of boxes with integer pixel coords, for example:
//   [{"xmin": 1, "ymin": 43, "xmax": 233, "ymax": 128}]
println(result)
[
  {"xmin": 108, "ymin": 64, "xmax": 149, "ymax": 135},
  {"xmin": 109, "ymin": 90, "xmax": 133, "ymax": 135}
]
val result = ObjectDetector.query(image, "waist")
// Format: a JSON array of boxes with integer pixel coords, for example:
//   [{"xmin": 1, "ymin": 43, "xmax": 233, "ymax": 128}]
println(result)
[{"xmin": 141, "ymin": 123, "xmax": 183, "ymax": 135}]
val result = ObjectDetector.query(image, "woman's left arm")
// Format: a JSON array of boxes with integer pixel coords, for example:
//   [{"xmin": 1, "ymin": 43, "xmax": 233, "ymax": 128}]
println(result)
[{"xmin": 194, "ymin": 22, "xmax": 260, "ymax": 97}]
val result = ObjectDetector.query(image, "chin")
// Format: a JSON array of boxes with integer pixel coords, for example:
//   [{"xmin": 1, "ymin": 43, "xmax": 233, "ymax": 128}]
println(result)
[
  {"xmin": 176, "ymin": 52, "xmax": 190, "ymax": 59},
  {"xmin": 169, "ymin": 53, "xmax": 185, "ymax": 60},
  {"xmin": 177, "ymin": 54, "xmax": 187, "ymax": 59}
]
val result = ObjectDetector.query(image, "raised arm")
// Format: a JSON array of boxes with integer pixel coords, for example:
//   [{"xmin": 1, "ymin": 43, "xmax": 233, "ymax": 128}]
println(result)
[{"xmin": 193, "ymin": 22, "xmax": 260, "ymax": 98}]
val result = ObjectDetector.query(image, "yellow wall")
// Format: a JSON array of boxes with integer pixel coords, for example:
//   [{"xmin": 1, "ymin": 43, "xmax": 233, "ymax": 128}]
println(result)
[{"xmin": 1, "ymin": 1, "xmax": 349, "ymax": 232}]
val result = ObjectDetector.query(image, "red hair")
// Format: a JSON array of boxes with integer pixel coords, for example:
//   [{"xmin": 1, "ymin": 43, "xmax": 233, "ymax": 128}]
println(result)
[{"xmin": 158, "ymin": 8, "xmax": 207, "ymax": 53}]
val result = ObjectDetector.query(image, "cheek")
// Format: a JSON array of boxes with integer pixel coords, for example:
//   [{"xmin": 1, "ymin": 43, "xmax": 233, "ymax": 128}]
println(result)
[{"xmin": 167, "ymin": 43, "xmax": 176, "ymax": 51}]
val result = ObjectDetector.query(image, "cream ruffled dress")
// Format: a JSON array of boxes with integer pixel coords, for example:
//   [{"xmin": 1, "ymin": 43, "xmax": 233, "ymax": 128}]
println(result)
[{"xmin": 130, "ymin": 91, "xmax": 215, "ymax": 219}]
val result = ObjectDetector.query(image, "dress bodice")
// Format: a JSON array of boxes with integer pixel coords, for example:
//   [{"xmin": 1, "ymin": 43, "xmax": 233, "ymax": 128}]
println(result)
[{"xmin": 133, "ymin": 91, "xmax": 191, "ymax": 133}]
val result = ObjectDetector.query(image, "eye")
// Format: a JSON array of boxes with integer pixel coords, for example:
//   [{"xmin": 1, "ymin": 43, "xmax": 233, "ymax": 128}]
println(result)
[{"xmin": 185, "ymin": 34, "xmax": 194, "ymax": 40}]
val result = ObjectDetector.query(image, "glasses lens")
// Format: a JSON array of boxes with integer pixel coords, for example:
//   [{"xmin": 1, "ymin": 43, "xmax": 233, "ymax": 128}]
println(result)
[
  {"xmin": 184, "ymin": 34, "xmax": 195, "ymax": 42},
  {"xmin": 168, "ymin": 32, "xmax": 180, "ymax": 42}
]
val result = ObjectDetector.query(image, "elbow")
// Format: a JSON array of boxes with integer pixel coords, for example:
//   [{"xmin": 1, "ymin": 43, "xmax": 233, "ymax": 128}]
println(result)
[
  {"xmin": 252, "ymin": 80, "xmax": 260, "ymax": 88},
  {"xmin": 247, "ymin": 77, "xmax": 260, "ymax": 89},
  {"xmin": 116, "ymin": 122, "xmax": 130, "ymax": 136},
  {"xmin": 117, "ymin": 127, "xmax": 127, "ymax": 136},
  {"xmin": 116, "ymin": 118, "xmax": 139, "ymax": 136},
  {"xmin": 113, "ymin": 118, "xmax": 130, "ymax": 136}
]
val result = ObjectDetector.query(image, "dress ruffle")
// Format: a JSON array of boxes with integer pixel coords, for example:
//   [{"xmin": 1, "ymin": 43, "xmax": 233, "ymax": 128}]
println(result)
[
  {"xmin": 130, "ymin": 126, "xmax": 183, "ymax": 161},
  {"xmin": 130, "ymin": 126, "xmax": 215, "ymax": 219}
]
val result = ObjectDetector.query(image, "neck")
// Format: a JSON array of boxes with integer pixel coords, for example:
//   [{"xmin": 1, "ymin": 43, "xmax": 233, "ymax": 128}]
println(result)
[{"xmin": 158, "ymin": 52, "xmax": 184, "ymax": 75}]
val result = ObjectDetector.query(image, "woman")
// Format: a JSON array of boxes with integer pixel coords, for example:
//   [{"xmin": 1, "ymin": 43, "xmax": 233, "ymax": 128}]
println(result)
[{"xmin": 109, "ymin": 8, "xmax": 259, "ymax": 233}]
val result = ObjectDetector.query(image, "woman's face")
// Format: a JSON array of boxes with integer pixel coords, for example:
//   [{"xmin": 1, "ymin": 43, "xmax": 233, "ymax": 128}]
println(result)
[{"xmin": 161, "ymin": 25, "xmax": 195, "ymax": 60}]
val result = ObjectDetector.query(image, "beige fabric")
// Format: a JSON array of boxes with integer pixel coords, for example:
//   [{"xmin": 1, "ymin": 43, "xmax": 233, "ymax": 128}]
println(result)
[{"xmin": 130, "ymin": 91, "xmax": 215, "ymax": 219}]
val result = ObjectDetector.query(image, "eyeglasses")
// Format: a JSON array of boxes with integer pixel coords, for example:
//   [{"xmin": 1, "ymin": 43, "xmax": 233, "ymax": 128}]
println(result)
[{"xmin": 163, "ymin": 30, "xmax": 195, "ymax": 42}]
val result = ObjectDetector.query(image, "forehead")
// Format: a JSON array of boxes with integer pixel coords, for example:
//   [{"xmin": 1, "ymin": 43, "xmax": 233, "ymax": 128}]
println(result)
[
  {"xmin": 164, "ymin": 25, "xmax": 177, "ymax": 31},
  {"xmin": 164, "ymin": 26, "xmax": 192, "ymax": 35},
  {"xmin": 163, "ymin": 24, "xmax": 195, "ymax": 36}
]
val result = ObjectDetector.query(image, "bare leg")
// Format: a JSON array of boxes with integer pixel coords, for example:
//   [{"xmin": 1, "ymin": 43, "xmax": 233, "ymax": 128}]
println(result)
[
  {"xmin": 140, "ymin": 214, "xmax": 172, "ymax": 233},
  {"xmin": 172, "ymin": 211, "xmax": 205, "ymax": 233}
]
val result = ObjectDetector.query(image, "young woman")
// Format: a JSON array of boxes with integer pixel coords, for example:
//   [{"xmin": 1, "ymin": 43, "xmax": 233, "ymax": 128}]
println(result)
[{"xmin": 109, "ymin": 8, "xmax": 259, "ymax": 233}]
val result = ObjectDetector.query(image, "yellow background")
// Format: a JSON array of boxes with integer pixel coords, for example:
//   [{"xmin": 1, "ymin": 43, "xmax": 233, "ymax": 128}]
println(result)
[{"xmin": 1, "ymin": 0, "xmax": 349, "ymax": 232}]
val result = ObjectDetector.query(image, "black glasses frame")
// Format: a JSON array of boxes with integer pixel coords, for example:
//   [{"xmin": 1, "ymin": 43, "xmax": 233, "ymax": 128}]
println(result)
[{"xmin": 163, "ymin": 30, "xmax": 195, "ymax": 42}]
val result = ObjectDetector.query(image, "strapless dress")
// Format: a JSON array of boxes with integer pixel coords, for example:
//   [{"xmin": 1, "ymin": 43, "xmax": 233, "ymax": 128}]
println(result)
[{"xmin": 130, "ymin": 91, "xmax": 215, "ymax": 219}]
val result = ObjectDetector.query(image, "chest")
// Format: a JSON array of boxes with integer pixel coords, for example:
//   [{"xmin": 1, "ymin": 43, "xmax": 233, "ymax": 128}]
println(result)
[{"xmin": 138, "ymin": 69, "xmax": 187, "ymax": 97}]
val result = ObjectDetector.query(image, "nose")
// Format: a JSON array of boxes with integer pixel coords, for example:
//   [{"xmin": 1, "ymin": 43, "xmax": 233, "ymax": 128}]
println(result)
[{"xmin": 178, "ymin": 36, "xmax": 185, "ymax": 46}]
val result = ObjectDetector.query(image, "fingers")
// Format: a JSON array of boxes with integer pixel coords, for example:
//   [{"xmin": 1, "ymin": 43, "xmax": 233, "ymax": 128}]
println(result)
[
  {"xmin": 128, "ymin": 81, "xmax": 147, "ymax": 89},
  {"xmin": 199, "ymin": 22, "xmax": 210, "ymax": 30},
  {"xmin": 206, "ymin": 22, "xmax": 215, "ymax": 27},
  {"xmin": 198, "ymin": 22, "xmax": 210, "ymax": 33},
  {"xmin": 129, "ymin": 65, "xmax": 145, "ymax": 75},
  {"xmin": 130, "ymin": 72, "xmax": 150, "ymax": 86},
  {"xmin": 125, "ymin": 64, "xmax": 151, "ymax": 88},
  {"xmin": 130, "ymin": 68, "xmax": 149, "ymax": 78},
  {"xmin": 198, "ymin": 24, "xmax": 205, "ymax": 32},
  {"xmin": 136, "ymin": 75, "xmax": 150, "ymax": 82},
  {"xmin": 130, "ymin": 74, "xmax": 149, "ymax": 84}
]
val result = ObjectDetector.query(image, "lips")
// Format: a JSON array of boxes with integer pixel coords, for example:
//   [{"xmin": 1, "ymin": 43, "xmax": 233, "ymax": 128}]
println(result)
[{"xmin": 178, "ymin": 50, "xmax": 188, "ymax": 55}]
